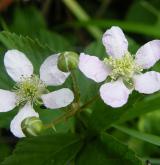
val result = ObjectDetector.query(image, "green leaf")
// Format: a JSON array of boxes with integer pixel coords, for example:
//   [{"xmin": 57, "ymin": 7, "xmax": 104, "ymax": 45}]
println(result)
[
  {"xmin": 117, "ymin": 93, "xmax": 160, "ymax": 123},
  {"xmin": 100, "ymin": 133, "xmax": 143, "ymax": 165},
  {"xmin": 76, "ymin": 133, "xmax": 143, "ymax": 165},
  {"xmin": 88, "ymin": 101, "xmax": 126, "ymax": 132},
  {"xmin": 10, "ymin": 6, "xmax": 46, "ymax": 36},
  {"xmin": 113, "ymin": 125, "xmax": 160, "ymax": 146},
  {"xmin": 0, "ymin": 31, "xmax": 53, "ymax": 74},
  {"xmin": 138, "ymin": 110, "xmax": 160, "ymax": 136},
  {"xmin": 1, "ymin": 134, "xmax": 83, "ymax": 165},
  {"xmin": 37, "ymin": 29, "xmax": 72, "ymax": 52},
  {"xmin": 9, "ymin": 7, "xmax": 72, "ymax": 52},
  {"xmin": 0, "ymin": 142, "xmax": 11, "ymax": 163}
]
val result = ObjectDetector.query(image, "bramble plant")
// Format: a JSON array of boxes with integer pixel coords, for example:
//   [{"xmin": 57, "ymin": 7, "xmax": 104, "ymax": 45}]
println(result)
[
  {"xmin": 1, "ymin": 2, "xmax": 160, "ymax": 165},
  {"xmin": 0, "ymin": 26, "xmax": 160, "ymax": 165}
]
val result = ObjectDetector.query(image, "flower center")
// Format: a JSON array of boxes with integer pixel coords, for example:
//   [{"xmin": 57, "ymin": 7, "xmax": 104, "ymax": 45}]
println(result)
[
  {"xmin": 13, "ymin": 75, "xmax": 47, "ymax": 106},
  {"xmin": 104, "ymin": 53, "xmax": 143, "ymax": 86}
]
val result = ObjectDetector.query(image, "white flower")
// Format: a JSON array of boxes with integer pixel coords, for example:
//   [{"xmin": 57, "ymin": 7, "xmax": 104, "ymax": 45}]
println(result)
[
  {"xmin": 0, "ymin": 50, "xmax": 74, "ymax": 138},
  {"xmin": 79, "ymin": 26, "xmax": 160, "ymax": 108}
]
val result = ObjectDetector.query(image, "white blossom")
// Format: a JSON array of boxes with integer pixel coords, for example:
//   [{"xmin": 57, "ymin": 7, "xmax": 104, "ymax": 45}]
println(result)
[{"xmin": 79, "ymin": 26, "xmax": 160, "ymax": 108}]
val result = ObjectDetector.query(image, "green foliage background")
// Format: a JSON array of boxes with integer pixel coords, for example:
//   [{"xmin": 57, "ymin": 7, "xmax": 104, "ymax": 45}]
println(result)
[{"xmin": 0, "ymin": 0, "xmax": 160, "ymax": 164}]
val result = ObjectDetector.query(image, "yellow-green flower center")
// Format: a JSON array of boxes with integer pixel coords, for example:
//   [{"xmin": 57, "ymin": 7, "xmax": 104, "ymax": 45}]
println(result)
[
  {"xmin": 104, "ymin": 53, "xmax": 143, "ymax": 86},
  {"xmin": 13, "ymin": 75, "xmax": 47, "ymax": 106}
]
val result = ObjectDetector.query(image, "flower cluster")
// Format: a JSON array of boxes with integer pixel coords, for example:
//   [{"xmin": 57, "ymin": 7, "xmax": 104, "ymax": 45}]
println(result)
[
  {"xmin": 0, "ymin": 50, "xmax": 74, "ymax": 138},
  {"xmin": 1, "ymin": 26, "xmax": 160, "ymax": 138}
]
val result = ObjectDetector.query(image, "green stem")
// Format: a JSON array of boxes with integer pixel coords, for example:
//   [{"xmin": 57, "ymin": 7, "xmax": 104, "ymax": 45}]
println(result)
[
  {"xmin": 62, "ymin": 0, "xmax": 102, "ymax": 39},
  {"xmin": 80, "ymin": 94, "xmax": 99, "ymax": 110},
  {"xmin": 45, "ymin": 108, "xmax": 77, "ymax": 128},
  {"xmin": 71, "ymin": 71, "xmax": 80, "ymax": 103}
]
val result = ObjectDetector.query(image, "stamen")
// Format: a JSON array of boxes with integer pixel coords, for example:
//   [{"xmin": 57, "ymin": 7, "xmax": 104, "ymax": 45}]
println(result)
[
  {"xmin": 104, "ymin": 53, "xmax": 143, "ymax": 87},
  {"xmin": 13, "ymin": 75, "xmax": 47, "ymax": 106}
]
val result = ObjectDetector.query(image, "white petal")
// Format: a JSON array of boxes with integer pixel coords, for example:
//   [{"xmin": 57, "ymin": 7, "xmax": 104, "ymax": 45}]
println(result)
[
  {"xmin": 133, "ymin": 71, "xmax": 160, "ymax": 94},
  {"xmin": 100, "ymin": 80, "xmax": 131, "ymax": 108},
  {"xmin": 79, "ymin": 53, "xmax": 111, "ymax": 83},
  {"xmin": 4, "ymin": 50, "xmax": 34, "ymax": 82},
  {"xmin": 135, "ymin": 40, "xmax": 160, "ymax": 69},
  {"xmin": 40, "ymin": 54, "xmax": 70, "ymax": 86},
  {"xmin": 41, "ymin": 88, "xmax": 74, "ymax": 109},
  {"xmin": 102, "ymin": 26, "xmax": 128, "ymax": 58},
  {"xmin": 10, "ymin": 102, "xmax": 39, "ymax": 138},
  {"xmin": 0, "ymin": 89, "xmax": 16, "ymax": 112}
]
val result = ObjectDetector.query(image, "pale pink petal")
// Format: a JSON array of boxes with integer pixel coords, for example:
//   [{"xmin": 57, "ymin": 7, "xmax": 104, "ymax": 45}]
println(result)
[
  {"xmin": 10, "ymin": 102, "xmax": 39, "ymax": 138},
  {"xmin": 100, "ymin": 79, "xmax": 131, "ymax": 108},
  {"xmin": 135, "ymin": 40, "xmax": 160, "ymax": 69},
  {"xmin": 0, "ymin": 89, "xmax": 16, "ymax": 112},
  {"xmin": 102, "ymin": 26, "xmax": 128, "ymax": 58},
  {"xmin": 41, "ymin": 88, "xmax": 74, "ymax": 109},
  {"xmin": 40, "ymin": 54, "xmax": 70, "ymax": 86},
  {"xmin": 79, "ymin": 53, "xmax": 111, "ymax": 83},
  {"xmin": 4, "ymin": 50, "xmax": 33, "ymax": 82},
  {"xmin": 133, "ymin": 71, "xmax": 160, "ymax": 94}
]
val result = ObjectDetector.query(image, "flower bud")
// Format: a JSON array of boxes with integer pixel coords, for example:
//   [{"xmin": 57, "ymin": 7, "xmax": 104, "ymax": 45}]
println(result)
[
  {"xmin": 57, "ymin": 51, "xmax": 79, "ymax": 72},
  {"xmin": 21, "ymin": 117, "xmax": 44, "ymax": 137}
]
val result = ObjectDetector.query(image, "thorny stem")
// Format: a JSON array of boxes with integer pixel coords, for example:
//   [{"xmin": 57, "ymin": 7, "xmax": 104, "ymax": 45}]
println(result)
[
  {"xmin": 45, "ymin": 106, "xmax": 78, "ymax": 128},
  {"xmin": 80, "ymin": 94, "xmax": 99, "ymax": 111},
  {"xmin": 45, "ymin": 94, "xmax": 99, "ymax": 129}
]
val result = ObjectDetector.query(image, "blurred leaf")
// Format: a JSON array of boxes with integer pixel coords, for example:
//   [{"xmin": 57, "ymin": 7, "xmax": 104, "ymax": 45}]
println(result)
[
  {"xmin": 37, "ymin": 29, "xmax": 72, "ymax": 52},
  {"xmin": 10, "ymin": 6, "xmax": 46, "ymax": 36},
  {"xmin": 9, "ymin": 7, "xmax": 72, "ymax": 52},
  {"xmin": 0, "ymin": 142, "xmax": 11, "ymax": 163},
  {"xmin": 73, "ymin": 19, "xmax": 160, "ymax": 38},
  {"xmin": 113, "ymin": 125, "xmax": 160, "ymax": 146},
  {"xmin": 100, "ymin": 133, "xmax": 143, "ymax": 164},
  {"xmin": 138, "ymin": 110, "xmax": 160, "ymax": 136},
  {"xmin": 1, "ymin": 134, "xmax": 83, "ymax": 165},
  {"xmin": 118, "ymin": 93, "xmax": 160, "ymax": 123},
  {"xmin": 76, "ymin": 133, "xmax": 143, "ymax": 165},
  {"xmin": 128, "ymin": 138, "xmax": 160, "ymax": 158},
  {"xmin": 126, "ymin": 1, "xmax": 157, "ymax": 24}
]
